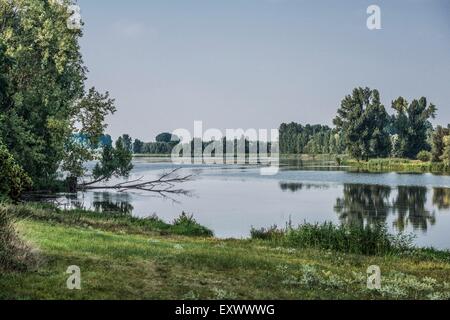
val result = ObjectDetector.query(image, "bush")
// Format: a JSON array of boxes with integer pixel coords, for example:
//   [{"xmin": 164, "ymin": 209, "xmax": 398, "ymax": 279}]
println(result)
[
  {"xmin": 251, "ymin": 225, "xmax": 285, "ymax": 241},
  {"xmin": 0, "ymin": 206, "xmax": 37, "ymax": 271},
  {"xmin": 251, "ymin": 222, "xmax": 415, "ymax": 256},
  {"xmin": 0, "ymin": 143, "xmax": 32, "ymax": 200},
  {"xmin": 417, "ymin": 151, "xmax": 432, "ymax": 162},
  {"xmin": 172, "ymin": 212, "xmax": 214, "ymax": 237}
]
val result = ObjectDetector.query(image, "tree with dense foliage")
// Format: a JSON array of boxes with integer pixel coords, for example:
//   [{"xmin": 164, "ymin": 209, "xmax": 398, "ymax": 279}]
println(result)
[
  {"xmin": 0, "ymin": 142, "xmax": 32, "ymax": 201},
  {"xmin": 120, "ymin": 134, "xmax": 133, "ymax": 152},
  {"xmin": 432, "ymin": 125, "xmax": 450, "ymax": 162},
  {"xmin": 0, "ymin": 0, "xmax": 133, "ymax": 196},
  {"xmin": 443, "ymin": 136, "xmax": 450, "ymax": 166},
  {"xmin": 133, "ymin": 139, "xmax": 144, "ymax": 154},
  {"xmin": 333, "ymin": 88, "xmax": 391, "ymax": 160},
  {"xmin": 156, "ymin": 132, "xmax": 180, "ymax": 143},
  {"xmin": 0, "ymin": 0, "xmax": 86, "ymax": 187},
  {"xmin": 391, "ymin": 97, "xmax": 436, "ymax": 159},
  {"xmin": 279, "ymin": 123, "xmax": 344, "ymax": 155}
]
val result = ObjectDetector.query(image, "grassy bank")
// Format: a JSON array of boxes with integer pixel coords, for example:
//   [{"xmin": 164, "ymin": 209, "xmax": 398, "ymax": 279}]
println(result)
[
  {"xmin": 1, "ymin": 205, "xmax": 450, "ymax": 300},
  {"xmin": 342, "ymin": 158, "xmax": 449, "ymax": 173}
]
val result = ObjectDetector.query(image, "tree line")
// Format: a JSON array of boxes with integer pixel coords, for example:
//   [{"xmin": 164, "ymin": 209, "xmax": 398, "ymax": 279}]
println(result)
[{"xmin": 280, "ymin": 87, "xmax": 450, "ymax": 164}]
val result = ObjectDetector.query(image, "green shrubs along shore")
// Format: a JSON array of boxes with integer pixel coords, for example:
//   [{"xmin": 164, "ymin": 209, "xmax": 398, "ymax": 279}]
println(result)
[
  {"xmin": 1, "ymin": 204, "xmax": 450, "ymax": 300},
  {"xmin": 342, "ymin": 158, "xmax": 450, "ymax": 173}
]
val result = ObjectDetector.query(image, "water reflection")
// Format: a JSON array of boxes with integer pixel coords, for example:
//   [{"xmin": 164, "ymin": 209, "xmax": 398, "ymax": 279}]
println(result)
[
  {"xmin": 433, "ymin": 188, "xmax": 450, "ymax": 210},
  {"xmin": 279, "ymin": 182, "xmax": 330, "ymax": 192},
  {"xmin": 325, "ymin": 184, "xmax": 440, "ymax": 232},
  {"xmin": 334, "ymin": 184, "xmax": 391, "ymax": 228},
  {"xmin": 62, "ymin": 192, "xmax": 134, "ymax": 215},
  {"xmin": 392, "ymin": 186, "xmax": 435, "ymax": 232}
]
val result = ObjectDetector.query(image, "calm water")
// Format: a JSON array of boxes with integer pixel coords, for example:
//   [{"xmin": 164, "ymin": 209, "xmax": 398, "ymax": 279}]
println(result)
[{"xmin": 58, "ymin": 158, "xmax": 450, "ymax": 249}]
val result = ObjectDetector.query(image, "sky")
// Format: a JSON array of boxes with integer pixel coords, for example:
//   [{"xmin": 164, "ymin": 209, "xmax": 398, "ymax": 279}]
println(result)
[{"xmin": 77, "ymin": 0, "xmax": 450, "ymax": 141}]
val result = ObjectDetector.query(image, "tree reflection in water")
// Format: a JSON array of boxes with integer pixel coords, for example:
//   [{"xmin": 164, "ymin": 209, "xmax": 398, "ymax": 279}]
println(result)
[
  {"xmin": 334, "ymin": 184, "xmax": 391, "ymax": 228},
  {"xmin": 433, "ymin": 188, "xmax": 450, "ymax": 210},
  {"xmin": 92, "ymin": 192, "xmax": 134, "ymax": 215},
  {"xmin": 333, "ymin": 184, "xmax": 436, "ymax": 232},
  {"xmin": 392, "ymin": 186, "xmax": 435, "ymax": 232}
]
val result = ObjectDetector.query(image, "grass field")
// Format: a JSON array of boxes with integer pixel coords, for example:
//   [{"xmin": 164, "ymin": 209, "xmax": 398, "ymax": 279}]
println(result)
[{"xmin": 1, "ymin": 205, "xmax": 450, "ymax": 300}]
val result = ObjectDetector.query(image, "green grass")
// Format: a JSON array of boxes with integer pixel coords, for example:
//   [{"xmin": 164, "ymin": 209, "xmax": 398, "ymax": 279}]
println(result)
[
  {"xmin": 7, "ymin": 204, "xmax": 213, "ymax": 237},
  {"xmin": 251, "ymin": 222, "xmax": 416, "ymax": 256},
  {"xmin": 1, "ymin": 205, "xmax": 450, "ymax": 300}
]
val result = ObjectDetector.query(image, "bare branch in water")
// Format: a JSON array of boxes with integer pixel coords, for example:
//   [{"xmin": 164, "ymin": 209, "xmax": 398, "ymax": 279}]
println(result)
[{"xmin": 77, "ymin": 168, "xmax": 194, "ymax": 198}]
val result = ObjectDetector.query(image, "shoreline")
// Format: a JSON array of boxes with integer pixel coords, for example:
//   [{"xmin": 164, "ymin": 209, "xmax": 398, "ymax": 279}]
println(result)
[{"xmin": 1, "ymin": 204, "xmax": 450, "ymax": 300}]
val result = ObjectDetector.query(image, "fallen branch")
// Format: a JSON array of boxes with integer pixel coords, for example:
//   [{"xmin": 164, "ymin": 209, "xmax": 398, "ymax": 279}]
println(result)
[{"xmin": 77, "ymin": 168, "xmax": 194, "ymax": 198}]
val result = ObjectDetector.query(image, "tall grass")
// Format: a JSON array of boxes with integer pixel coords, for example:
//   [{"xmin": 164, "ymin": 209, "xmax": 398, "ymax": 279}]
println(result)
[
  {"xmin": 251, "ymin": 222, "xmax": 415, "ymax": 256},
  {"xmin": 0, "ymin": 206, "xmax": 37, "ymax": 271}
]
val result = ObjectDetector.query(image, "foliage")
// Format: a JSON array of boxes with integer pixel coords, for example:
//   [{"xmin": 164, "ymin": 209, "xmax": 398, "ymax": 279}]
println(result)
[
  {"xmin": 432, "ymin": 125, "xmax": 450, "ymax": 162},
  {"xmin": 91, "ymin": 137, "xmax": 134, "ymax": 183},
  {"xmin": 333, "ymin": 88, "xmax": 391, "ymax": 160},
  {"xmin": 279, "ymin": 123, "xmax": 344, "ymax": 155},
  {"xmin": 171, "ymin": 212, "xmax": 214, "ymax": 237},
  {"xmin": 251, "ymin": 222, "xmax": 414, "ymax": 256},
  {"xmin": 133, "ymin": 138, "xmax": 144, "ymax": 154},
  {"xmin": 443, "ymin": 136, "xmax": 450, "ymax": 166},
  {"xmin": 417, "ymin": 151, "xmax": 432, "ymax": 162},
  {"xmin": 120, "ymin": 134, "xmax": 133, "ymax": 152},
  {"xmin": 156, "ymin": 132, "xmax": 180, "ymax": 143},
  {"xmin": 391, "ymin": 97, "xmax": 436, "ymax": 159},
  {"xmin": 0, "ymin": 0, "xmax": 85, "ymax": 187},
  {"xmin": 0, "ymin": 143, "xmax": 32, "ymax": 200}
]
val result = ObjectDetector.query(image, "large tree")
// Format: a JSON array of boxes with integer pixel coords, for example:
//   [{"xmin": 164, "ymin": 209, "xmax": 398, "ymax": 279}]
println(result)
[
  {"xmin": 333, "ymin": 87, "xmax": 391, "ymax": 160},
  {"xmin": 0, "ymin": 0, "xmax": 85, "ymax": 187},
  {"xmin": 391, "ymin": 97, "xmax": 436, "ymax": 159},
  {"xmin": 0, "ymin": 0, "xmax": 133, "ymax": 196}
]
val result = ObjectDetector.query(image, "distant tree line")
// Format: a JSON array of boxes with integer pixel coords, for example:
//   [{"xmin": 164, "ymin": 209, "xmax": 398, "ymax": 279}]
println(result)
[
  {"xmin": 279, "ymin": 124, "xmax": 345, "ymax": 155},
  {"xmin": 280, "ymin": 87, "xmax": 450, "ymax": 164}
]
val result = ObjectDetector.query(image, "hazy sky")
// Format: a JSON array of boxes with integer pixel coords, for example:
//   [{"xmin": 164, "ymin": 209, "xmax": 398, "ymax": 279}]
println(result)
[{"xmin": 77, "ymin": 0, "xmax": 450, "ymax": 141}]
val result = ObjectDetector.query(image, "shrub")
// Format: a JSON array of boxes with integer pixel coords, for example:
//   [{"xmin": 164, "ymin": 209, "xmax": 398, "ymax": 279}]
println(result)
[
  {"xmin": 251, "ymin": 225, "xmax": 285, "ymax": 241},
  {"xmin": 0, "ymin": 143, "xmax": 32, "ymax": 201},
  {"xmin": 417, "ymin": 150, "xmax": 432, "ymax": 162},
  {"xmin": 0, "ymin": 206, "xmax": 38, "ymax": 271},
  {"xmin": 172, "ymin": 212, "xmax": 214, "ymax": 237}
]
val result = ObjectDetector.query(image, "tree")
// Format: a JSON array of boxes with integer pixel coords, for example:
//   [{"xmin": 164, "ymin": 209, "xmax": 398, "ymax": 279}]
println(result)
[
  {"xmin": 432, "ymin": 125, "xmax": 450, "ymax": 162},
  {"xmin": 0, "ymin": 1, "xmax": 136, "ymax": 193},
  {"xmin": 391, "ymin": 97, "xmax": 436, "ymax": 159},
  {"xmin": 87, "ymin": 137, "xmax": 134, "ymax": 186},
  {"xmin": 121, "ymin": 134, "xmax": 133, "ymax": 152},
  {"xmin": 61, "ymin": 88, "xmax": 117, "ymax": 188},
  {"xmin": 333, "ymin": 88, "xmax": 391, "ymax": 160},
  {"xmin": 156, "ymin": 132, "xmax": 179, "ymax": 143},
  {"xmin": 133, "ymin": 139, "xmax": 144, "ymax": 154},
  {"xmin": 443, "ymin": 136, "xmax": 450, "ymax": 166},
  {"xmin": 0, "ymin": 0, "xmax": 87, "ymax": 188}
]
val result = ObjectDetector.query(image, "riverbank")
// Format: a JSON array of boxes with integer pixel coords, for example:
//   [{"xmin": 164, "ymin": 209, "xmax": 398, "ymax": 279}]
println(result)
[
  {"xmin": 343, "ymin": 158, "xmax": 450, "ymax": 173},
  {"xmin": 1, "ymin": 205, "xmax": 450, "ymax": 300}
]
